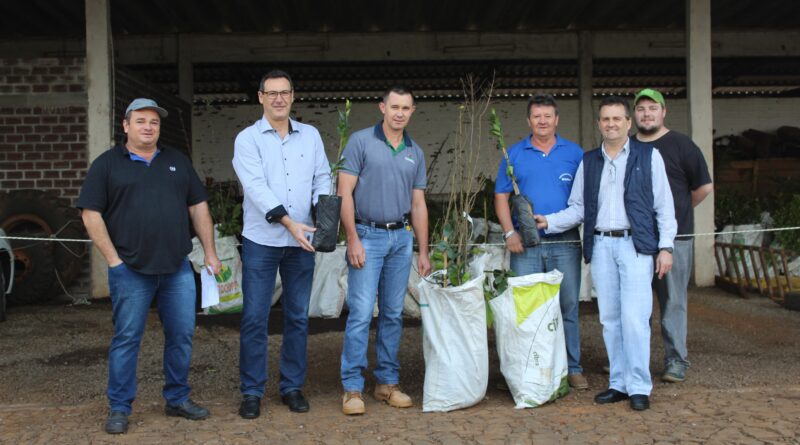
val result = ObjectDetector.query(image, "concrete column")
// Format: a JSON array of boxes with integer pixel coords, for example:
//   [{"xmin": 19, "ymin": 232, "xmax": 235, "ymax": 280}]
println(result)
[
  {"xmin": 178, "ymin": 34, "xmax": 193, "ymax": 103},
  {"xmin": 85, "ymin": 0, "xmax": 113, "ymax": 297},
  {"xmin": 578, "ymin": 31, "xmax": 595, "ymax": 151},
  {"xmin": 686, "ymin": 0, "xmax": 715, "ymax": 286}
]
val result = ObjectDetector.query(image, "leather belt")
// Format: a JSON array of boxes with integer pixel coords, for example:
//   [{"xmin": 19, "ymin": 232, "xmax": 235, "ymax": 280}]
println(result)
[
  {"xmin": 594, "ymin": 229, "xmax": 631, "ymax": 238},
  {"xmin": 356, "ymin": 218, "xmax": 406, "ymax": 230}
]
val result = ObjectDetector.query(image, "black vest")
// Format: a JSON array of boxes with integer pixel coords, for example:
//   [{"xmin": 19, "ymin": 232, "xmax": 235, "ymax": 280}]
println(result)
[{"xmin": 582, "ymin": 139, "xmax": 659, "ymax": 263}]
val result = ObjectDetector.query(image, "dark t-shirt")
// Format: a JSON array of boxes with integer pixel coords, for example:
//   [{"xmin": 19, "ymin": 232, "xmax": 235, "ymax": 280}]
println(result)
[
  {"xmin": 76, "ymin": 144, "xmax": 208, "ymax": 274},
  {"xmin": 636, "ymin": 131, "xmax": 711, "ymax": 235}
]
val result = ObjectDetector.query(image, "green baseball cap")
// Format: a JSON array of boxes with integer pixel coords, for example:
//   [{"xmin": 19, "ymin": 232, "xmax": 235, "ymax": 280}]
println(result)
[{"xmin": 634, "ymin": 88, "xmax": 665, "ymax": 106}]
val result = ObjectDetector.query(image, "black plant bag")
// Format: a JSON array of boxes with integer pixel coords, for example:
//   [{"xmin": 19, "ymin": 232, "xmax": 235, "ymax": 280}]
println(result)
[
  {"xmin": 311, "ymin": 194, "xmax": 342, "ymax": 252},
  {"xmin": 510, "ymin": 194, "xmax": 541, "ymax": 247}
]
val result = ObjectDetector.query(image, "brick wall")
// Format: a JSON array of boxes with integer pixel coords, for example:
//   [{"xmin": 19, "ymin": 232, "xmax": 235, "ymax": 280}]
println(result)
[{"xmin": 0, "ymin": 58, "xmax": 88, "ymax": 203}]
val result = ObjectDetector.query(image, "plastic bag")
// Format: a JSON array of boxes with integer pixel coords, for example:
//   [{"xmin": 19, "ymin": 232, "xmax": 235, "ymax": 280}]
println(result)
[
  {"xmin": 189, "ymin": 233, "xmax": 244, "ymax": 314},
  {"xmin": 312, "ymin": 195, "xmax": 342, "ymax": 253},
  {"xmin": 489, "ymin": 269, "xmax": 569, "ymax": 408},
  {"xmin": 511, "ymin": 194, "xmax": 540, "ymax": 247}
]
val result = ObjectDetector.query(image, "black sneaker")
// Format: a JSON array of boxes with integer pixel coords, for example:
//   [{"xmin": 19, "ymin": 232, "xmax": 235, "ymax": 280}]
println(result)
[
  {"xmin": 104, "ymin": 411, "xmax": 128, "ymax": 434},
  {"xmin": 165, "ymin": 399, "xmax": 210, "ymax": 420}
]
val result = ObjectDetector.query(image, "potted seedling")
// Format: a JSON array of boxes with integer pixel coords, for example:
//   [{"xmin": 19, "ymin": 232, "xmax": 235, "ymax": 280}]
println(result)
[
  {"xmin": 489, "ymin": 109, "xmax": 540, "ymax": 247},
  {"xmin": 312, "ymin": 99, "xmax": 352, "ymax": 252}
]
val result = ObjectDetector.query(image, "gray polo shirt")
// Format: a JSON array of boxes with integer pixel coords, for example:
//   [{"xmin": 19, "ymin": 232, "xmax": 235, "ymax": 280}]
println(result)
[{"xmin": 341, "ymin": 123, "xmax": 427, "ymax": 223}]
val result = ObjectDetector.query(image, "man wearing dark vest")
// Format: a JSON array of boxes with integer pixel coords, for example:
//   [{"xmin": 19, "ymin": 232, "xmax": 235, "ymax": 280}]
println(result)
[
  {"xmin": 535, "ymin": 96, "xmax": 676, "ymax": 411},
  {"xmin": 634, "ymin": 88, "xmax": 713, "ymax": 384}
]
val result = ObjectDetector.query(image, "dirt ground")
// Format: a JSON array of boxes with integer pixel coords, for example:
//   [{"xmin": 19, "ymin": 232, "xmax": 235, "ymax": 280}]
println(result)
[{"xmin": 1, "ymin": 286, "xmax": 799, "ymax": 444}]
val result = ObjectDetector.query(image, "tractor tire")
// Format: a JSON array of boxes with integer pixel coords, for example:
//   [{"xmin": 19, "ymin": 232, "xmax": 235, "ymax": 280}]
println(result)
[
  {"xmin": 0, "ymin": 190, "xmax": 88, "ymax": 299},
  {"xmin": 6, "ymin": 229, "xmax": 57, "ymax": 305}
]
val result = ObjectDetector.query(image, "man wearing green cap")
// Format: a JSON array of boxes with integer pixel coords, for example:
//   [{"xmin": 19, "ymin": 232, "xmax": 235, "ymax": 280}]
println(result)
[{"xmin": 633, "ymin": 88, "xmax": 713, "ymax": 383}]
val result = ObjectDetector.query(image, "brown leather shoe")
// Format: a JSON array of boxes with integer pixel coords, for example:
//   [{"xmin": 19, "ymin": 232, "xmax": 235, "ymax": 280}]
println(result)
[
  {"xmin": 568, "ymin": 373, "xmax": 589, "ymax": 390},
  {"xmin": 342, "ymin": 391, "xmax": 365, "ymax": 415},
  {"xmin": 373, "ymin": 384, "xmax": 413, "ymax": 408}
]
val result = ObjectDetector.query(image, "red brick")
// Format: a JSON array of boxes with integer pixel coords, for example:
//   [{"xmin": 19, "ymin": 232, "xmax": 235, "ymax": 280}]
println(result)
[
  {"xmin": 62, "ymin": 152, "xmax": 78, "ymax": 160},
  {"xmin": 14, "ymin": 85, "xmax": 31, "ymax": 93},
  {"xmin": 52, "ymin": 85, "xmax": 67, "ymax": 92},
  {"xmin": 0, "ymin": 126, "xmax": 13, "ymax": 133},
  {"xmin": 6, "ymin": 135, "xmax": 22, "ymax": 143},
  {"xmin": 69, "ymin": 84, "xmax": 84, "ymax": 92},
  {"xmin": 44, "ymin": 170, "xmax": 59, "ymax": 178},
  {"xmin": 69, "ymin": 125, "xmax": 86, "ymax": 133},
  {"xmin": 36, "ymin": 179, "xmax": 53, "ymax": 188},
  {"xmin": 34, "ymin": 161, "xmax": 51, "ymax": 170},
  {"xmin": 24, "ymin": 134, "xmax": 42, "ymax": 142},
  {"xmin": 0, "ymin": 153, "xmax": 4, "ymax": 160},
  {"xmin": 17, "ymin": 162, "xmax": 33, "ymax": 169},
  {"xmin": 58, "ymin": 116, "xmax": 76, "ymax": 124},
  {"xmin": 1, "ymin": 180, "xmax": 16, "ymax": 188},
  {"xmin": 61, "ymin": 170, "xmax": 77, "ymax": 178},
  {"xmin": 24, "ymin": 152, "xmax": 42, "ymax": 160},
  {"xmin": 33, "ymin": 125, "xmax": 50, "ymax": 133},
  {"xmin": 0, "ymin": 171, "xmax": 4, "ymax": 179},
  {"xmin": 18, "ymin": 180, "xmax": 34, "ymax": 188},
  {"xmin": 42, "ymin": 116, "xmax": 58, "ymax": 124},
  {"xmin": 25, "ymin": 171, "xmax": 41, "ymax": 179},
  {"xmin": 43, "ymin": 152, "xmax": 59, "ymax": 160},
  {"xmin": 31, "ymin": 66, "xmax": 48, "ymax": 75},
  {"xmin": 70, "ymin": 160, "xmax": 87, "ymax": 170},
  {"xmin": 7, "ymin": 171, "xmax": 22, "ymax": 179},
  {"xmin": 23, "ymin": 116, "xmax": 40, "ymax": 124},
  {"xmin": 32, "ymin": 85, "xmax": 49, "ymax": 93},
  {"xmin": 7, "ymin": 153, "xmax": 22, "ymax": 161},
  {"xmin": 6, "ymin": 75, "xmax": 21, "ymax": 82},
  {"xmin": 43, "ymin": 134, "xmax": 59, "ymax": 142},
  {"xmin": 52, "ymin": 125, "xmax": 67, "ymax": 133},
  {"xmin": 53, "ymin": 143, "xmax": 69, "ymax": 151},
  {"xmin": 70, "ymin": 143, "xmax": 84, "ymax": 151},
  {"xmin": 5, "ymin": 117, "xmax": 21, "ymax": 125},
  {"xmin": 16, "ymin": 144, "xmax": 34, "ymax": 152},
  {"xmin": 54, "ymin": 179, "xmax": 70, "ymax": 187},
  {"xmin": 0, "ymin": 162, "xmax": 14, "ymax": 169},
  {"xmin": 49, "ymin": 66, "xmax": 65, "ymax": 75},
  {"xmin": 16, "ymin": 125, "xmax": 32, "ymax": 134},
  {"xmin": 60, "ymin": 134, "xmax": 77, "ymax": 142},
  {"xmin": 36, "ymin": 144, "xmax": 52, "ymax": 151},
  {"xmin": 15, "ymin": 108, "xmax": 31, "ymax": 115},
  {"xmin": 70, "ymin": 179, "xmax": 83, "ymax": 187},
  {"xmin": 53, "ymin": 161, "xmax": 68, "ymax": 169},
  {"xmin": 0, "ymin": 86, "xmax": 11, "ymax": 93}
]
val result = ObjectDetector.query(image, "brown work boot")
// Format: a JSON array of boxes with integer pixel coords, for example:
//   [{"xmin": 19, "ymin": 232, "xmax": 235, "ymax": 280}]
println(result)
[
  {"xmin": 568, "ymin": 373, "xmax": 589, "ymax": 390},
  {"xmin": 373, "ymin": 384, "xmax": 413, "ymax": 408},
  {"xmin": 342, "ymin": 391, "xmax": 365, "ymax": 415}
]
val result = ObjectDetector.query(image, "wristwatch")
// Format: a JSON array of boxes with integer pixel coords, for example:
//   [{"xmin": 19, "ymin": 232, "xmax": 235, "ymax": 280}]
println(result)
[
  {"xmin": 660, "ymin": 247, "xmax": 673, "ymax": 254},
  {"xmin": 503, "ymin": 230, "xmax": 516, "ymax": 241}
]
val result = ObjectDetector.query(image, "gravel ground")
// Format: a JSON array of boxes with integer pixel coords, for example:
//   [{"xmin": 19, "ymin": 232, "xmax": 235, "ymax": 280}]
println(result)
[{"xmin": 1, "ymin": 286, "xmax": 799, "ymax": 443}]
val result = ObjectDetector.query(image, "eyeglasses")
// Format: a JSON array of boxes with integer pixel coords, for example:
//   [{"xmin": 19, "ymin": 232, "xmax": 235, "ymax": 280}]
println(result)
[{"xmin": 259, "ymin": 90, "xmax": 292, "ymax": 100}]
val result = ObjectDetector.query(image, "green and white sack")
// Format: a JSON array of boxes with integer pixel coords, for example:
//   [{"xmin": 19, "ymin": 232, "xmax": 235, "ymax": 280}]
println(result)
[
  {"xmin": 489, "ymin": 269, "xmax": 569, "ymax": 408},
  {"xmin": 189, "ymin": 232, "xmax": 243, "ymax": 314}
]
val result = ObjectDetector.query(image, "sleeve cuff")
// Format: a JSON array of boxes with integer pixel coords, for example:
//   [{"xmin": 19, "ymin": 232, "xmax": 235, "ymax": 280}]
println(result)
[{"xmin": 265, "ymin": 205, "xmax": 288, "ymax": 224}]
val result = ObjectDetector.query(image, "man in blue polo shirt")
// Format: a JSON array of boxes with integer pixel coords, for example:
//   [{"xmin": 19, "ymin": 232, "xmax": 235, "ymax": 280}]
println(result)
[
  {"xmin": 78, "ymin": 98, "xmax": 221, "ymax": 434},
  {"xmin": 338, "ymin": 85, "xmax": 431, "ymax": 415},
  {"xmin": 494, "ymin": 93, "xmax": 588, "ymax": 390}
]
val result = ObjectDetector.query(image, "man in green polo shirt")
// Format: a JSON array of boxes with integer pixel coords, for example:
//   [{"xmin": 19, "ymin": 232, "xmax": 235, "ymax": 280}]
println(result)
[{"xmin": 338, "ymin": 85, "xmax": 431, "ymax": 415}]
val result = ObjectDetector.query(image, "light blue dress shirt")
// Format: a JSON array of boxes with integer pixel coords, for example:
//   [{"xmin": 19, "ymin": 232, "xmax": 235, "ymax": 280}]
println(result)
[
  {"xmin": 233, "ymin": 117, "xmax": 331, "ymax": 247},
  {"xmin": 546, "ymin": 138, "xmax": 677, "ymax": 249}
]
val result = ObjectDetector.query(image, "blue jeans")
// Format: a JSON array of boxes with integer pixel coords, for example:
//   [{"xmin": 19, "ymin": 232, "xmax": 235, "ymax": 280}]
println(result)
[
  {"xmin": 239, "ymin": 237, "xmax": 315, "ymax": 397},
  {"xmin": 591, "ymin": 234, "xmax": 654, "ymax": 396},
  {"xmin": 653, "ymin": 238, "xmax": 693, "ymax": 370},
  {"xmin": 107, "ymin": 259, "xmax": 196, "ymax": 415},
  {"xmin": 510, "ymin": 228, "xmax": 583, "ymax": 375},
  {"xmin": 341, "ymin": 224, "xmax": 413, "ymax": 392}
]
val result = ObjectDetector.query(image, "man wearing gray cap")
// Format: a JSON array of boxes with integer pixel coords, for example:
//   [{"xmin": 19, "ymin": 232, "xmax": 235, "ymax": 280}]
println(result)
[
  {"xmin": 77, "ymin": 98, "xmax": 221, "ymax": 434},
  {"xmin": 633, "ymin": 88, "xmax": 712, "ymax": 383}
]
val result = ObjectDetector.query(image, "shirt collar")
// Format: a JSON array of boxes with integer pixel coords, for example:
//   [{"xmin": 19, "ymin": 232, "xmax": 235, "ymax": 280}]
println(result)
[
  {"xmin": 601, "ymin": 137, "xmax": 630, "ymax": 161},
  {"xmin": 523, "ymin": 134, "xmax": 564, "ymax": 152},
  {"xmin": 258, "ymin": 116, "xmax": 297, "ymax": 134},
  {"xmin": 117, "ymin": 143, "xmax": 163, "ymax": 156},
  {"xmin": 373, "ymin": 122, "xmax": 413, "ymax": 148}
]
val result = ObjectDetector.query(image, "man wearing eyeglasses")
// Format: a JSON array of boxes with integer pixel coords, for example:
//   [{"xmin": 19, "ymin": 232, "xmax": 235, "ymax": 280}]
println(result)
[
  {"xmin": 233, "ymin": 70, "xmax": 331, "ymax": 418},
  {"xmin": 535, "ymin": 96, "xmax": 676, "ymax": 411}
]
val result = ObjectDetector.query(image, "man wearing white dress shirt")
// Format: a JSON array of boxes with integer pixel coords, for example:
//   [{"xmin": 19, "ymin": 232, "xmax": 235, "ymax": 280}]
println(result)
[{"xmin": 535, "ymin": 96, "xmax": 676, "ymax": 411}]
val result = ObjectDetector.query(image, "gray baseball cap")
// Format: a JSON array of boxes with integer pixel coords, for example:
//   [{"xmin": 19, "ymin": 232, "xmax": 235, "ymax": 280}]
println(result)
[{"xmin": 125, "ymin": 98, "xmax": 168, "ymax": 118}]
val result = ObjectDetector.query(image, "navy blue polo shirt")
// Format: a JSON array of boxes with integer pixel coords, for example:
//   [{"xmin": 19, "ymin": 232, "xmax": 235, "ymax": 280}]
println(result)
[
  {"xmin": 76, "ymin": 144, "xmax": 208, "ymax": 274},
  {"xmin": 495, "ymin": 134, "xmax": 584, "ymax": 235}
]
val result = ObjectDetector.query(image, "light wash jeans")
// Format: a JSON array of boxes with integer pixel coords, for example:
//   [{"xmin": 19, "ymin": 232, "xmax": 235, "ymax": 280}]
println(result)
[
  {"xmin": 510, "ymin": 228, "xmax": 583, "ymax": 374},
  {"xmin": 107, "ymin": 259, "xmax": 196, "ymax": 414},
  {"xmin": 653, "ymin": 238, "xmax": 693, "ymax": 370},
  {"xmin": 591, "ymin": 234, "xmax": 654, "ymax": 396},
  {"xmin": 341, "ymin": 224, "xmax": 413, "ymax": 392}
]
